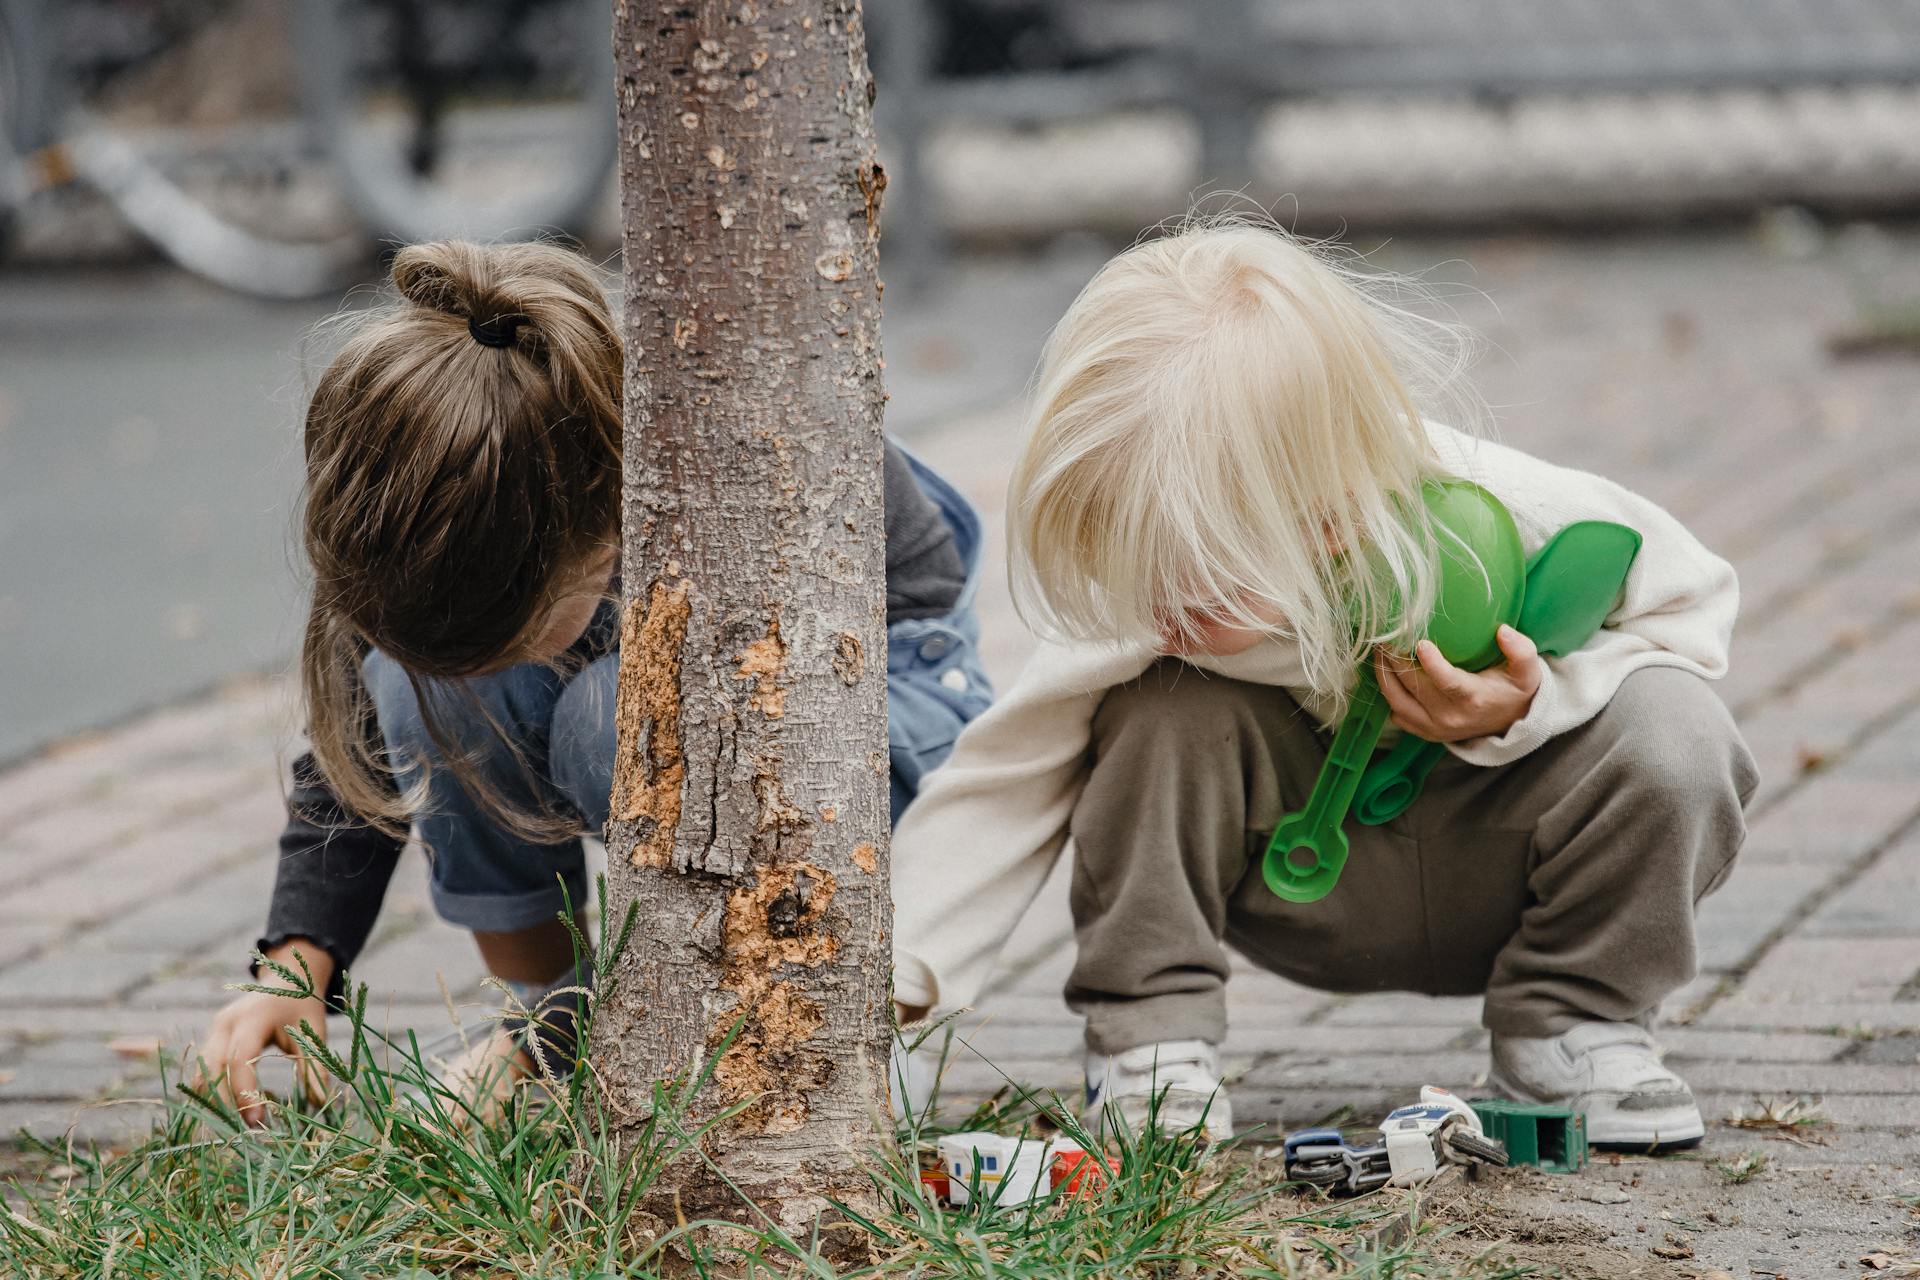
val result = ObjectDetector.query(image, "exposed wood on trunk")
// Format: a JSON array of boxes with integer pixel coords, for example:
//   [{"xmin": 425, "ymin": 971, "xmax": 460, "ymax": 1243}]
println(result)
[{"xmin": 598, "ymin": 0, "xmax": 892, "ymax": 1251}]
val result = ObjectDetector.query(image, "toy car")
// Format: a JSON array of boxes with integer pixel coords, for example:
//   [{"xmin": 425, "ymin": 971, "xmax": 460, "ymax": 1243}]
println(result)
[
  {"xmin": 1281, "ymin": 1127, "xmax": 1391, "ymax": 1194},
  {"xmin": 1380, "ymin": 1086, "xmax": 1509, "ymax": 1186},
  {"xmin": 927, "ymin": 1132, "xmax": 1118, "ymax": 1208}
]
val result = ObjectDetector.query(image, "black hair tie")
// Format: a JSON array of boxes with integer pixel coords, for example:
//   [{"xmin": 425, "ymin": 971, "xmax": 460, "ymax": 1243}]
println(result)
[{"xmin": 468, "ymin": 313, "xmax": 527, "ymax": 348}]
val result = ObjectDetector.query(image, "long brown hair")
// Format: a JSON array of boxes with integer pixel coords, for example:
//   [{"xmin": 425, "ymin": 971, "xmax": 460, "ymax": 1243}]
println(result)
[{"xmin": 301, "ymin": 240, "xmax": 622, "ymax": 840}]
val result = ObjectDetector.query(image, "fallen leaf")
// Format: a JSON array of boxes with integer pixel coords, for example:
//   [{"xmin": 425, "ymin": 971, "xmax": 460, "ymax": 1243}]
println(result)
[
  {"xmin": 108, "ymin": 1035, "xmax": 162, "ymax": 1060},
  {"xmin": 1864, "ymin": 1254, "xmax": 1892, "ymax": 1270},
  {"xmin": 1576, "ymin": 1185, "xmax": 1631, "ymax": 1204},
  {"xmin": 1654, "ymin": 1232, "xmax": 1696, "ymax": 1261}
]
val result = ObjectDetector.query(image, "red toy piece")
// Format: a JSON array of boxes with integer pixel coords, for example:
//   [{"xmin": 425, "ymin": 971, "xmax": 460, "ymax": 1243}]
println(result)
[{"xmin": 1050, "ymin": 1148, "xmax": 1117, "ymax": 1197}]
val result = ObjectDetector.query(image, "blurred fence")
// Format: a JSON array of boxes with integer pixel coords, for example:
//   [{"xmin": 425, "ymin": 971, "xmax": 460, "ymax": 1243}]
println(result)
[
  {"xmin": 871, "ymin": 0, "xmax": 1920, "ymax": 271},
  {"xmin": 11, "ymin": 0, "xmax": 1920, "ymax": 295}
]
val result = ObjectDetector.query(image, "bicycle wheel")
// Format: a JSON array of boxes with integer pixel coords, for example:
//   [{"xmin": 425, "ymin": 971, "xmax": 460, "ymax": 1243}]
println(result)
[
  {"xmin": 0, "ymin": 0, "xmax": 45, "ymax": 257},
  {"xmin": 294, "ymin": 0, "xmax": 616, "ymax": 245},
  {"xmin": 23, "ymin": 0, "xmax": 368, "ymax": 299}
]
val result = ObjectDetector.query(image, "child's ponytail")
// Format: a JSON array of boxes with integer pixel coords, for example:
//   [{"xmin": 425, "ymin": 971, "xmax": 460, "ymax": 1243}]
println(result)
[{"xmin": 298, "ymin": 240, "xmax": 623, "ymax": 840}]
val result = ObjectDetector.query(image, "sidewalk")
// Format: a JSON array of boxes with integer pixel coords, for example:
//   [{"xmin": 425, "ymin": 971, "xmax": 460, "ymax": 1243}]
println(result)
[{"xmin": 5, "ymin": 228, "xmax": 1920, "ymax": 1267}]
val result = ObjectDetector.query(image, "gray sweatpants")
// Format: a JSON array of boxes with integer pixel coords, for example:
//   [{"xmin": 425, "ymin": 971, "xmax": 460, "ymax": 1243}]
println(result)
[{"xmin": 1066, "ymin": 661, "xmax": 1759, "ymax": 1054}]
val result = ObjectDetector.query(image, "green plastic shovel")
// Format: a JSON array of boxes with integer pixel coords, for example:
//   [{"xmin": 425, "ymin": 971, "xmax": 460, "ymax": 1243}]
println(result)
[
  {"xmin": 1350, "ymin": 520, "xmax": 1643, "ymax": 828},
  {"xmin": 1261, "ymin": 480, "xmax": 1526, "ymax": 904}
]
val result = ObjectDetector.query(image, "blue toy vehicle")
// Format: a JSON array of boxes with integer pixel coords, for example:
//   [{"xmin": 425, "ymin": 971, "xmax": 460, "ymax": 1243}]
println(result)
[{"xmin": 1282, "ymin": 1127, "xmax": 1391, "ymax": 1194}]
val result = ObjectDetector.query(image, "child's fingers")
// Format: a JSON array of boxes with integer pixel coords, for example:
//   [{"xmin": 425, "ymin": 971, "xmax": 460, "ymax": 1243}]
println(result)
[
  {"xmin": 1412, "ymin": 640, "xmax": 1475, "ymax": 698},
  {"xmin": 1377, "ymin": 653, "xmax": 1442, "ymax": 738},
  {"xmin": 225, "ymin": 1051, "xmax": 266, "ymax": 1127},
  {"xmin": 1495, "ymin": 625, "xmax": 1544, "ymax": 690},
  {"xmin": 292, "ymin": 1039, "xmax": 331, "ymax": 1108}
]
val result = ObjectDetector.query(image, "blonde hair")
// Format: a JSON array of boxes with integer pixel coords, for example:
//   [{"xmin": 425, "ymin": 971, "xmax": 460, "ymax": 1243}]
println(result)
[
  {"xmin": 1009, "ymin": 217, "xmax": 1484, "ymax": 714},
  {"xmin": 301, "ymin": 240, "xmax": 622, "ymax": 840}
]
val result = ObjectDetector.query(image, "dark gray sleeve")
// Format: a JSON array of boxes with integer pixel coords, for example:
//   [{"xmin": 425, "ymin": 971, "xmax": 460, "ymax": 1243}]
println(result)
[
  {"xmin": 252, "ymin": 751, "xmax": 403, "ymax": 1009},
  {"xmin": 885, "ymin": 441, "xmax": 966, "ymax": 623}
]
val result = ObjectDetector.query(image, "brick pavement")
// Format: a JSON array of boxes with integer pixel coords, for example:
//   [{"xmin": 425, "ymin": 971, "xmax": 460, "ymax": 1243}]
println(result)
[{"xmin": 4, "ymin": 230, "xmax": 1920, "ymax": 1265}]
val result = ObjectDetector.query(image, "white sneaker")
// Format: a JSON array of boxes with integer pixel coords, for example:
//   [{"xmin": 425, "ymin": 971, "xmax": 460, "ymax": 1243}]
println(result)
[
  {"xmin": 1489, "ymin": 1021, "xmax": 1704, "ymax": 1150},
  {"xmin": 1083, "ymin": 1040, "xmax": 1233, "ymax": 1141}
]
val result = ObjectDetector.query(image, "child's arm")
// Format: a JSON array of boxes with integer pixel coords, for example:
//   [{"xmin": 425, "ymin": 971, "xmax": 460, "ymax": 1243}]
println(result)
[
  {"xmin": 198, "ymin": 935, "xmax": 335, "ymax": 1126},
  {"xmin": 249, "ymin": 751, "xmax": 405, "ymax": 1006},
  {"xmin": 1429, "ymin": 426, "xmax": 1740, "ymax": 766},
  {"xmin": 883, "ymin": 440, "xmax": 967, "ymax": 622},
  {"xmin": 196, "ymin": 750, "xmax": 404, "ymax": 1124}
]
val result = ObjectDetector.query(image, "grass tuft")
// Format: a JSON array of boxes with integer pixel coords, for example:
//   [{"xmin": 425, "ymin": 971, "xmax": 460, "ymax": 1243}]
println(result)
[
  {"xmin": 2, "ymin": 883, "xmax": 1537, "ymax": 1279},
  {"xmin": 1725, "ymin": 1095, "xmax": 1832, "ymax": 1145},
  {"xmin": 1708, "ymin": 1151, "xmax": 1769, "ymax": 1185}
]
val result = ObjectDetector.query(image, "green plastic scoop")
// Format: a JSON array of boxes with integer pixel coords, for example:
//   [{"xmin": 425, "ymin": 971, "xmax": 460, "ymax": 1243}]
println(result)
[
  {"xmin": 1351, "ymin": 520, "xmax": 1643, "ymax": 828},
  {"xmin": 1260, "ymin": 480, "xmax": 1526, "ymax": 904}
]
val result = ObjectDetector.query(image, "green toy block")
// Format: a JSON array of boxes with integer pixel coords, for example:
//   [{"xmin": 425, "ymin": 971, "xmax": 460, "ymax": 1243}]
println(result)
[{"xmin": 1468, "ymin": 1100, "xmax": 1588, "ymax": 1173}]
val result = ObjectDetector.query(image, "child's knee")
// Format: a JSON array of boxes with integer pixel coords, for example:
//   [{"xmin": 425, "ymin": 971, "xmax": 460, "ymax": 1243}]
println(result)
[
  {"xmin": 550, "ymin": 654, "xmax": 618, "ymax": 826},
  {"xmin": 1590, "ymin": 667, "xmax": 1757, "ymax": 814}
]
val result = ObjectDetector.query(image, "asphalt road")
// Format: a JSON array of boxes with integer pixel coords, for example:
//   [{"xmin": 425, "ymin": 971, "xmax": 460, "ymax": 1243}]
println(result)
[{"xmin": 0, "ymin": 250, "xmax": 1099, "ymax": 763}]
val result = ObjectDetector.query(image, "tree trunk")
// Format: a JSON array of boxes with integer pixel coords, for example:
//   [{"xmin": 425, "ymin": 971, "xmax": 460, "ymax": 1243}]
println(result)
[{"xmin": 597, "ymin": 0, "xmax": 892, "ymax": 1249}]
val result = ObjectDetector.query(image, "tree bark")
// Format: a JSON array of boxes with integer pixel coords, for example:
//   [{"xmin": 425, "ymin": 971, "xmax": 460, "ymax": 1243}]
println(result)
[{"xmin": 598, "ymin": 0, "xmax": 892, "ymax": 1249}]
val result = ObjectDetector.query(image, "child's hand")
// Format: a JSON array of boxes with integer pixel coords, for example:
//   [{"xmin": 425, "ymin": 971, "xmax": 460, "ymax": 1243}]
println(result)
[
  {"xmin": 194, "ymin": 939, "xmax": 336, "ymax": 1125},
  {"xmin": 1376, "ymin": 625, "xmax": 1543, "ymax": 743}
]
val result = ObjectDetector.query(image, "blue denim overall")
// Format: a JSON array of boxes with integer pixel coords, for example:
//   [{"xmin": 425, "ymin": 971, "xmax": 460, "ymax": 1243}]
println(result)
[{"xmin": 363, "ymin": 444, "xmax": 993, "ymax": 933}]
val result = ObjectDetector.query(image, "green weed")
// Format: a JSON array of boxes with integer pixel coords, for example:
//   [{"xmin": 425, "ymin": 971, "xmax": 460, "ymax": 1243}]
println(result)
[{"xmin": 1, "ymin": 883, "xmax": 1534, "ymax": 1279}]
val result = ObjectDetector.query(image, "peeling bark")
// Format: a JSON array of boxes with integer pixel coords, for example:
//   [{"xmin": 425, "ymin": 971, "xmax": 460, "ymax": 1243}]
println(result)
[
  {"xmin": 598, "ymin": 0, "xmax": 892, "ymax": 1252},
  {"xmin": 611, "ymin": 581, "xmax": 691, "ymax": 865}
]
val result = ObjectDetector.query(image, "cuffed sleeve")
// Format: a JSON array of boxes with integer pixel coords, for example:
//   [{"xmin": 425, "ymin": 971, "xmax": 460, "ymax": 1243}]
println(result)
[{"xmin": 251, "ymin": 751, "xmax": 404, "ymax": 1009}]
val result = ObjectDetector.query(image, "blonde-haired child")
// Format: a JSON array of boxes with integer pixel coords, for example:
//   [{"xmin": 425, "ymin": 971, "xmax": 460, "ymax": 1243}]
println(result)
[{"xmin": 892, "ymin": 220, "xmax": 1756, "ymax": 1148}]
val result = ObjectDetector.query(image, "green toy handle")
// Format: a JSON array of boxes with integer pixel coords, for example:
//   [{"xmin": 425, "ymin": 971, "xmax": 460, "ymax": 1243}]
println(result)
[
  {"xmin": 1352, "ymin": 733, "xmax": 1446, "ymax": 826},
  {"xmin": 1261, "ymin": 665, "xmax": 1391, "ymax": 903},
  {"xmin": 1352, "ymin": 519, "xmax": 1643, "ymax": 827}
]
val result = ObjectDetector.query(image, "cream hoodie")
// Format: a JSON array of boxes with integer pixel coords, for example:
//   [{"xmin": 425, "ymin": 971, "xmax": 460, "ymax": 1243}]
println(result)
[{"xmin": 891, "ymin": 423, "xmax": 1739, "ymax": 1013}]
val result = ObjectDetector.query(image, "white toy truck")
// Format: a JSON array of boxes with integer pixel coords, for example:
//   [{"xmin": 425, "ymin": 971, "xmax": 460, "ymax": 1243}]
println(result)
[{"xmin": 1380, "ymin": 1086, "xmax": 1509, "ymax": 1187}]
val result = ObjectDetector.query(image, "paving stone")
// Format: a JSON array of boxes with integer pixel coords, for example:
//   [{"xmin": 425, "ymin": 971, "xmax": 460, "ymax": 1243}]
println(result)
[
  {"xmin": 1238, "ymin": 1050, "xmax": 1492, "ymax": 1090},
  {"xmin": 1741, "ymin": 775, "xmax": 1920, "ymax": 867},
  {"xmin": 1735, "ymin": 938, "xmax": 1920, "ymax": 1004},
  {"xmin": 0, "ymin": 1098, "xmax": 166, "ymax": 1146},
  {"xmin": 0, "ymin": 1039, "xmax": 140, "ymax": 1102},
  {"xmin": 81, "ymin": 857, "xmax": 276, "ymax": 953},
  {"xmin": 1657, "ymin": 1028, "xmax": 1853, "ymax": 1064},
  {"xmin": 1850, "ymin": 1033, "xmax": 1920, "ymax": 1066},
  {"xmin": 1664, "ymin": 1059, "xmax": 1919, "ymax": 1096},
  {"xmin": 0, "ymin": 803, "xmax": 149, "ymax": 894},
  {"xmin": 0, "ymin": 754, "xmax": 115, "ymax": 833},
  {"xmin": 1698, "ymin": 999, "xmax": 1920, "ymax": 1034},
  {"xmin": 1797, "ymin": 826, "xmax": 1920, "ymax": 939},
  {"xmin": 0, "ymin": 946, "xmax": 182, "ymax": 1006},
  {"xmin": 1226, "ymin": 1023, "xmax": 1470, "ymax": 1055},
  {"xmin": 0, "ymin": 921, "xmax": 62, "ymax": 972},
  {"xmin": 1662, "ymin": 970, "xmax": 1735, "ymax": 1020},
  {"xmin": 0, "ymin": 1005, "xmax": 238, "ymax": 1038},
  {"xmin": 347, "ymin": 920, "xmax": 490, "ymax": 1003},
  {"xmin": 1315, "ymin": 994, "xmax": 1485, "ymax": 1028},
  {"xmin": 0, "ymin": 792, "xmax": 281, "ymax": 925},
  {"xmin": 1695, "ymin": 865, "xmax": 1808, "ymax": 971}
]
